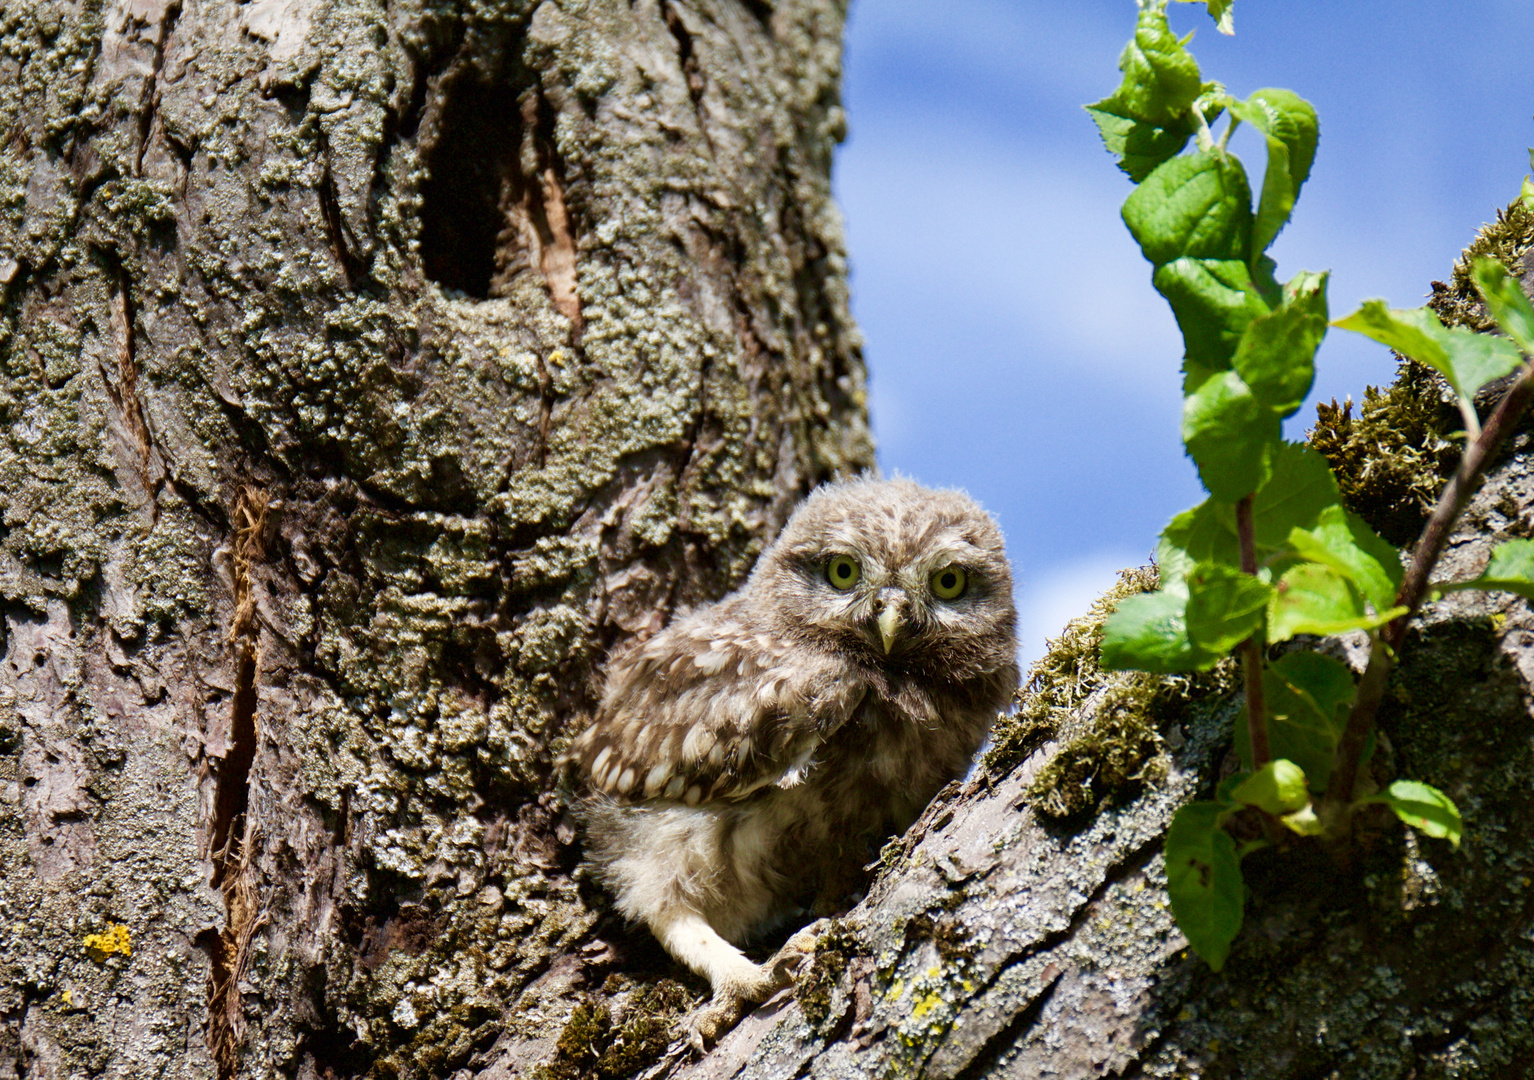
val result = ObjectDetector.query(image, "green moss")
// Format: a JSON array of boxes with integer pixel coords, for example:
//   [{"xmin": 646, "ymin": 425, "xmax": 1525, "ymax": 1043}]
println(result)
[
  {"xmin": 988, "ymin": 565, "xmax": 1160, "ymax": 775},
  {"xmin": 795, "ymin": 918, "xmax": 860, "ymax": 1029},
  {"xmin": 538, "ymin": 980, "xmax": 694, "ymax": 1080},
  {"xmin": 592, "ymin": 981, "xmax": 691, "ymax": 1078},
  {"xmin": 987, "ymin": 565, "xmax": 1239, "ymax": 820},
  {"xmin": 1308, "ymin": 196, "xmax": 1534, "ymax": 548},
  {"xmin": 556, "ymin": 998, "xmax": 613, "ymax": 1063},
  {"xmin": 1309, "ymin": 362, "xmax": 1458, "ymax": 547},
  {"xmin": 1429, "ymin": 197, "xmax": 1534, "ymax": 332},
  {"xmin": 1024, "ymin": 673, "xmax": 1166, "ymax": 819}
]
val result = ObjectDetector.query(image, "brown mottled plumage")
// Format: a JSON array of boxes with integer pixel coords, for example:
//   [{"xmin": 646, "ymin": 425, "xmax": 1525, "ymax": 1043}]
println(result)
[{"xmin": 566, "ymin": 477, "xmax": 1019, "ymax": 1047}]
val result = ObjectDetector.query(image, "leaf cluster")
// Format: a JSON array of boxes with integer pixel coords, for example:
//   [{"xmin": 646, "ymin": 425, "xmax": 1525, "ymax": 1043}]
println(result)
[
  {"xmin": 1092, "ymin": 0, "xmax": 1401, "ymax": 678},
  {"xmin": 1083, "ymin": 0, "xmax": 1534, "ymax": 971}
]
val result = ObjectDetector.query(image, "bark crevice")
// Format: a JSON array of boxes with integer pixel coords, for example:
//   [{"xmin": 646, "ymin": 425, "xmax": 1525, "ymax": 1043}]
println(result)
[
  {"xmin": 133, "ymin": 0, "xmax": 183, "ymax": 177},
  {"xmin": 206, "ymin": 486, "xmax": 271, "ymax": 1077}
]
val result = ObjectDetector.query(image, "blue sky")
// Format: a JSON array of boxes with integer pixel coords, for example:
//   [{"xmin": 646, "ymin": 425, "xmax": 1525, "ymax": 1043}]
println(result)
[{"xmin": 834, "ymin": 0, "xmax": 1534, "ymax": 665}]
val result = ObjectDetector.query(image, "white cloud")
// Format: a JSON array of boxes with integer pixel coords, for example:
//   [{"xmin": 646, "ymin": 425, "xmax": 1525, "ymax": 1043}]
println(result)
[{"xmin": 1015, "ymin": 552, "xmax": 1146, "ymax": 670}]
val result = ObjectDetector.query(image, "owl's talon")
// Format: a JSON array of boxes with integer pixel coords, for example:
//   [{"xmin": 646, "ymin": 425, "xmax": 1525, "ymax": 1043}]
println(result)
[
  {"xmin": 768, "ymin": 918, "xmax": 828, "ymax": 983},
  {"xmin": 686, "ymin": 993, "xmax": 749, "ymax": 1054},
  {"xmin": 684, "ymin": 923, "xmax": 828, "ymax": 1054}
]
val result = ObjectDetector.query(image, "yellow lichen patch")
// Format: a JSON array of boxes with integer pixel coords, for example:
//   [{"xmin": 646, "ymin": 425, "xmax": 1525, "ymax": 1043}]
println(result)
[
  {"xmin": 60, "ymin": 990, "xmax": 72, "ymax": 1006},
  {"xmin": 910, "ymin": 991, "xmax": 945, "ymax": 1020},
  {"xmin": 83, "ymin": 924, "xmax": 131, "ymax": 961}
]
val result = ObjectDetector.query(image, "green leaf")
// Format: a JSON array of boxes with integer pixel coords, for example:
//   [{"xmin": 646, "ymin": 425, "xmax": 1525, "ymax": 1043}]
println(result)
[
  {"xmin": 1085, "ymin": 5, "xmax": 1220, "ymax": 182},
  {"xmin": 1086, "ymin": 106, "xmax": 1193, "ymax": 184},
  {"xmin": 1207, "ymin": 0, "xmax": 1234, "ymax": 34},
  {"xmin": 1215, "ymin": 770, "xmax": 1253, "ymax": 805},
  {"xmin": 1164, "ymin": 802, "xmax": 1245, "ymax": 971},
  {"xmin": 1225, "ymin": 90, "xmax": 1319, "ymax": 261},
  {"xmin": 1124, "ymin": 150, "xmax": 1254, "ymax": 268},
  {"xmin": 1228, "ymin": 759, "xmax": 1310, "ymax": 815},
  {"xmin": 1279, "ymin": 804, "xmax": 1325, "ymax": 836},
  {"xmin": 1232, "ymin": 270, "xmax": 1328, "ymax": 416},
  {"xmin": 1267, "ymin": 562, "xmax": 1405, "ymax": 643},
  {"xmin": 1362, "ymin": 779, "xmax": 1463, "ymax": 848},
  {"xmin": 1471, "ymin": 257, "xmax": 1534, "ymax": 356},
  {"xmin": 1154, "ymin": 258, "xmax": 1272, "ymax": 369},
  {"xmin": 1251, "ymin": 442, "xmax": 1342, "ymax": 551},
  {"xmin": 1285, "ymin": 504, "xmax": 1403, "ymax": 613},
  {"xmin": 1100, "ymin": 587, "xmax": 1222, "ymax": 673},
  {"xmin": 1442, "ymin": 537, "xmax": 1534, "ymax": 600},
  {"xmin": 1334, "ymin": 301, "xmax": 1523, "ymax": 402},
  {"xmin": 1109, "ymin": 4, "xmax": 1204, "ymax": 125},
  {"xmin": 1158, "ymin": 499, "xmax": 1242, "ymax": 586},
  {"xmin": 1185, "ymin": 562, "xmax": 1273, "ymax": 651},
  {"xmin": 1235, "ymin": 650, "xmax": 1355, "ymax": 787},
  {"xmin": 1181, "ymin": 370, "xmax": 1281, "ymax": 500}
]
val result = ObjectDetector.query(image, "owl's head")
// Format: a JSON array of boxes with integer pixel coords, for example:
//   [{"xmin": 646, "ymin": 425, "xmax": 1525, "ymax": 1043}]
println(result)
[{"xmin": 750, "ymin": 477, "xmax": 1017, "ymax": 681}]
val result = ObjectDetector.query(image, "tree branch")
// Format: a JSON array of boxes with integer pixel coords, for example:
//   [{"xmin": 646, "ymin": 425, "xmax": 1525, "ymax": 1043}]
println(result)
[
  {"xmin": 1327, "ymin": 357, "xmax": 1534, "ymax": 803},
  {"xmin": 1237, "ymin": 494, "xmax": 1269, "ymax": 766}
]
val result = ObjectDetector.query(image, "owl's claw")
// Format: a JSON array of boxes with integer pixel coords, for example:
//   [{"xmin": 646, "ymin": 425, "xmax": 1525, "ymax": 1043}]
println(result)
[
  {"xmin": 768, "ymin": 918, "xmax": 827, "ymax": 982},
  {"xmin": 686, "ymin": 993, "xmax": 748, "ymax": 1054},
  {"xmin": 684, "ymin": 920, "xmax": 829, "ymax": 1054}
]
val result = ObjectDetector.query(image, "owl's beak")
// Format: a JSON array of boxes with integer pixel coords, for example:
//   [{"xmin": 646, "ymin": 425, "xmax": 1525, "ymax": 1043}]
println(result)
[
  {"xmin": 877, "ymin": 606, "xmax": 901, "ymax": 654},
  {"xmin": 874, "ymin": 590, "xmax": 906, "ymax": 655}
]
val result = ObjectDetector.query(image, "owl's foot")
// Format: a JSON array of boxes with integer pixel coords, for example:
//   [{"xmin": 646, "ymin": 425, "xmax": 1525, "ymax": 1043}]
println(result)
[
  {"xmin": 767, "ymin": 918, "xmax": 827, "ymax": 983},
  {"xmin": 684, "ymin": 920, "xmax": 828, "ymax": 1054},
  {"xmin": 686, "ymin": 992, "xmax": 749, "ymax": 1054}
]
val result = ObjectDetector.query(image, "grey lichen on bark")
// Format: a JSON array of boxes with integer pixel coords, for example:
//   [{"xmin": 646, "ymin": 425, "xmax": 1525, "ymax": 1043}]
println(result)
[{"xmin": 0, "ymin": 0, "xmax": 868, "ymax": 1076}]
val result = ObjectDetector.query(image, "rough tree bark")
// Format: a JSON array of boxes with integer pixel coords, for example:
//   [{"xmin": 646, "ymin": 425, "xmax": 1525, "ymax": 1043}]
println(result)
[
  {"xmin": 8, "ymin": 0, "xmax": 1534, "ymax": 1078},
  {"xmin": 0, "ymin": 0, "xmax": 870, "ymax": 1076}
]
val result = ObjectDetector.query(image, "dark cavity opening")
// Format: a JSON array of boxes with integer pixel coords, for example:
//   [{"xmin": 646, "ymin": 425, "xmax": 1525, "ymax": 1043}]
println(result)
[{"xmin": 418, "ymin": 68, "xmax": 523, "ymax": 299}]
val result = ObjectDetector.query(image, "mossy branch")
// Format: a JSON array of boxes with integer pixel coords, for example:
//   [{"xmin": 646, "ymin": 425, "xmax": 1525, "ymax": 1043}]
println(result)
[{"xmin": 1327, "ymin": 351, "xmax": 1534, "ymax": 804}]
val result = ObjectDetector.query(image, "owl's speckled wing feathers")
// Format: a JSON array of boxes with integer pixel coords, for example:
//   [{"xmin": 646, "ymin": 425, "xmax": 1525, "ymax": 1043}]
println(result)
[{"xmin": 567, "ymin": 598, "xmax": 866, "ymax": 806}]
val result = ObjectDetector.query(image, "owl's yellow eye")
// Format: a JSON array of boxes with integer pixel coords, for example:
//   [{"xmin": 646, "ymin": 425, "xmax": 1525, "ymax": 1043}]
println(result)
[
  {"xmin": 826, "ymin": 554, "xmax": 862, "ymax": 591},
  {"xmin": 930, "ymin": 565, "xmax": 967, "ymax": 600}
]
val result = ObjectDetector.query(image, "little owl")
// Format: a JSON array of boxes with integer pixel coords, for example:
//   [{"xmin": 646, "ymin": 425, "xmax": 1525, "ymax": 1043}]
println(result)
[{"xmin": 566, "ymin": 477, "xmax": 1019, "ymax": 1047}]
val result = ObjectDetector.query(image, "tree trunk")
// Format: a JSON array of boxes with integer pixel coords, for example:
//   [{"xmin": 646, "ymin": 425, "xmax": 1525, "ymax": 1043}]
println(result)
[{"xmin": 0, "ymin": 0, "xmax": 869, "ymax": 1076}]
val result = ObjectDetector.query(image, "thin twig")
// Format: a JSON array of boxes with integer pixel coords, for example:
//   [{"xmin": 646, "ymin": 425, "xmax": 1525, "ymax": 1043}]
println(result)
[
  {"xmin": 1191, "ymin": 101, "xmax": 1215, "ymax": 152},
  {"xmin": 1327, "ymin": 357, "xmax": 1534, "ymax": 804},
  {"xmin": 1236, "ymin": 495, "xmax": 1270, "ymax": 766}
]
